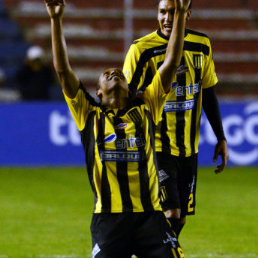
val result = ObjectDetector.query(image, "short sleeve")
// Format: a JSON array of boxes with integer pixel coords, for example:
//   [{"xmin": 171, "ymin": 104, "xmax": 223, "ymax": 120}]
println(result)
[
  {"xmin": 143, "ymin": 71, "xmax": 168, "ymax": 125},
  {"xmin": 63, "ymin": 88, "xmax": 94, "ymax": 131},
  {"xmin": 202, "ymin": 38, "xmax": 218, "ymax": 89}
]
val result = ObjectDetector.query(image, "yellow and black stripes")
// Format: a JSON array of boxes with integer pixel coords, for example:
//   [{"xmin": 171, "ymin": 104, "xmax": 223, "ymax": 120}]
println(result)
[
  {"xmin": 65, "ymin": 84, "xmax": 164, "ymax": 213},
  {"xmin": 129, "ymin": 43, "xmax": 167, "ymax": 94},
  {"xmin": 114, "ymin": 116, "xmax": 133, "ymax": 212},
  {"xmin": 123, "ymin": 28, "xmax": 218, "ymax": 157},
  {"xmin": 175, "ymin": 56, "xmax": 187, "ymax": 157}
]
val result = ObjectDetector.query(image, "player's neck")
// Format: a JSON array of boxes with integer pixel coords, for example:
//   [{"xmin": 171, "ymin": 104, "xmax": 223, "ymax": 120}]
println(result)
[{"xmin": 104, "ymin": 96, "xmax": 129, "ymax": 110}]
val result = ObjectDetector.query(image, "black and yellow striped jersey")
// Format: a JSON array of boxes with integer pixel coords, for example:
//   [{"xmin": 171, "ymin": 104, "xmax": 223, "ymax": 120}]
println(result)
[
  {"xmin": 64, "ymin": 72, "xmax": 167, "ymax": 213},
  {"xmin": 123, "ymin": 29, "xmax": 218, "ymax": 157}
]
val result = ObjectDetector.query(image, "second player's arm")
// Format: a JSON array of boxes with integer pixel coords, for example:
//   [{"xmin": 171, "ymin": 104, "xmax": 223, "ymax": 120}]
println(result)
[
  {"xmin": 159, "ymin": 1, "xmax": 189, "ymax": 92},
  {"xmin": 203, "ymin": 86, "xmax": 229, "ymax": 173}
]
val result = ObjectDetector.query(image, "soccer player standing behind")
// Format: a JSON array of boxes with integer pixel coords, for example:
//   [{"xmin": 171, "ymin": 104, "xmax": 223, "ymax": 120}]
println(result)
[
  {"xmin": 123, "ymin": 0, "xmax": 229, "ymax": 238},
  {"xmin": 45, "ymin": 0, "xmax": 190, "ymax": 256}
]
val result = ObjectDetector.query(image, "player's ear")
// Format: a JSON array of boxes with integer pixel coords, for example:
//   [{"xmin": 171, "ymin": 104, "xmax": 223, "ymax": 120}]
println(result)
[
  {"xmin": 96, "ymin": 89, "xmax": 102, "ymax": 100},
  {"xmin": 186, "ymin": 10, "xmax": 191, "ymax": 22}
]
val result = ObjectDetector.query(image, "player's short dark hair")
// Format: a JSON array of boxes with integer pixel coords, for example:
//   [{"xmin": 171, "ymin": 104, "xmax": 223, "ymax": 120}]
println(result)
[{"xmin": 157, "ymin": 0, "xmax": 192, "ymax": 9}]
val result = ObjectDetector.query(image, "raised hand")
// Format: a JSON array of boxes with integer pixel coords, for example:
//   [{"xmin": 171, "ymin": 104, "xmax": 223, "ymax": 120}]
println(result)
[
  {"xmin": 174, "ymin": 0, "xmax": 191, "ymax": 11},
  {"xmin": 45, "ymin": 0, "xmax": 65, "ymax": 19}
]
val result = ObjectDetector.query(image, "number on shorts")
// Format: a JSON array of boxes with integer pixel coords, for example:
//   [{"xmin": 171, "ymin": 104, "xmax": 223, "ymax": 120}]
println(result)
[{"xmin": 188, "ymin": 193, "xmax": 194, "ymax": 212}]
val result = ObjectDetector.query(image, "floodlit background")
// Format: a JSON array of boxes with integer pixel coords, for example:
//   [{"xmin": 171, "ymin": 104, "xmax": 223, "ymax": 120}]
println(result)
[{"xmin": 0, "ymin": 0, "xmax": 257, "ymax": 257}]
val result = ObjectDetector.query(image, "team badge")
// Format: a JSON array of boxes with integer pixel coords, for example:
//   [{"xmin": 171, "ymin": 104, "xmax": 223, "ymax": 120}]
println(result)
[
  {"xmin": 193, "ymin": 54, "xmax": 203, "ymax": 69},
  {"xmin": 128, "ymin": 109, "xmax": 142, "ymax": 124}
]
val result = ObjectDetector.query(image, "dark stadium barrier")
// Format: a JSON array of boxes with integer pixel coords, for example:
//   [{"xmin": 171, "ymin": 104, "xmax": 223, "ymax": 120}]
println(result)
[{"xmin": 0, "ymin": 101, "xmax": 258, "ymax": 167}]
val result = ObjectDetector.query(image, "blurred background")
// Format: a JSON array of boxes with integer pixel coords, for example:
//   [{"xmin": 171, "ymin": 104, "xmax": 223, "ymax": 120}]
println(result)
[{"xmin": 0, "ymin": 0, "xmax": 257, "ymax": 167}]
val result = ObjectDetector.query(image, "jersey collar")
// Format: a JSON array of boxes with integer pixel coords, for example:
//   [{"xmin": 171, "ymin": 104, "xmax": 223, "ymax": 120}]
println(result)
[{"xmin": 157, "ymin": 28, "xmax": 189, "ymax": 40}]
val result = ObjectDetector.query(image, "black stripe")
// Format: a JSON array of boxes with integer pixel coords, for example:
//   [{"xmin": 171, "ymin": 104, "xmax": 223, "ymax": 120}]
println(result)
[
  {"xmin": 79, "ymin": 82, "xmax": 100, "ymax": 107},
  {"xmin": 129, "ymin": 44, "xmax": 168, "ymax": 93},
  {"xmin": 116, "ymin": 97, "xmax": 145, "ymax": 117},
  {"xmin": 81, "ymin": 111, "xmax": 98, "ymax": 210},
  {"xmin": 157, "ymin": 60, "xmax": 171, "ymax": 154},
  {"xmin": 114, "ymin": 116, "xmax": 133, "ymax": 212},
  {"xmin": 184, "ymin": 41, "xmax": 209, "ymax": 56},
  {"xmin": 176, "ymin": 57, "xmax": 186, "ymax": 157},
  {"xmin": 161, "ymin": 110, "xmax": 171, "ymax": 153},
  {"xmin": 135, "ymin": 110, "xmax": 154, "ymax": 211},
  {"xmin": 138, "ymin": 66, "xmax": 154, "ymax": 93},
  {"xmin": 97, "ymin": 112, "xmax": 111, "ymax": 212},
  {"xmin": 145, "ymin": 110, "xmax": 159, "ymax": 178},
  {"xmin": 190, "ymin": 64, "xmax": 201, "ymax": 155},
  {"xmin": 158, "ymin": 28, "xmax": 203, "ymax": 40},
  {"xmin": 157, "ymin": 28, "xmax": 169, "ymax": 40},
  {"xmin": 186, "ymin": 28, "xmax": 209, "ymax": 38}
]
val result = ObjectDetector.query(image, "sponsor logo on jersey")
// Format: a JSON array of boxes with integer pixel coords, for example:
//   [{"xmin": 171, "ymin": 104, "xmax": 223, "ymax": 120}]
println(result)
[
  {"xmin": 154, "ymin": 48, "xmax": 167, "ymax": 54},
  {"xmin": 100, "ymin": 150, "xmax": 145, "ymax": 162},
  {"xmin": 104, "ymin": 134, "xmax": 146, "ymax": 149},
  {"xmin": 172, "ymin": 82, "xmax": 201, "ymax": 97},
  {"xmin": 164, "ymin": 99, "xmax": 196, "ymax": 112},
  {"xmin": 115, "ymin": 123, "xmax": 128, "ymax": 130},
  {"xmin": 105, "ymin": 134, "xmax": 117, "ymax": 143}
]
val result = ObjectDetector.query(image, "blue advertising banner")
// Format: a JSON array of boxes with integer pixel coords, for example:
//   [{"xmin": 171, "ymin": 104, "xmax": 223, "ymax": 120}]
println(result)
[
  {"xmin": 0, "ymin": 101, "xmax": 258, "ymax": 167},
  {"xmin": 0, "ymin": 103, "xmax": 84, "ymax": 166}
]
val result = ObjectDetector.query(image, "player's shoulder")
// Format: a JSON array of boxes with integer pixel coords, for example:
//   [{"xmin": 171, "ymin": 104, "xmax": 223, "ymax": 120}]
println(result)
[
  {"xmin": 132, "ymin": 30, "xmax": 165, "ymax": 49},
  {"xmin": 185, "ymin": 28, "xmax": 211, "ymax": 45}
]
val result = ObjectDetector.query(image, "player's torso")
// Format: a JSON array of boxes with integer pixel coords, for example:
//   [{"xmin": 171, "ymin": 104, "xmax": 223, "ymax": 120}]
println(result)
[
  {"xmin": 83, "ymin": 103, "xmax": 161, "ymax": 213},
  {"xmin": 133, "ymin": 30, "xmax": 212, "ymax": 157},
  {"xmin": 155, "ymin": 49, "xmax": 204, "ymax": 157}
]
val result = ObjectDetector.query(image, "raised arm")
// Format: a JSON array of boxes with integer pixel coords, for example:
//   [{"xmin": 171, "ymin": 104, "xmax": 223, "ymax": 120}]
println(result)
[
  {"xmin": 45, "ymin": 0, "xmax": 79, "ymax": 98},
  {"xmin": 159, "ymin": 0, "xmax": 190, "ymax": 92}
]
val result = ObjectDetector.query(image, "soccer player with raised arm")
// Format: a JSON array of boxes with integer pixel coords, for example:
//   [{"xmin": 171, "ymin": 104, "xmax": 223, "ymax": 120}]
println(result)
[
  {"xmin": 45, "ymin": 0, "xmax": 190, "ymax": 256},
  {"xmin": 123, "ymin": 0, "xmax": 229, "ymax": 238}
]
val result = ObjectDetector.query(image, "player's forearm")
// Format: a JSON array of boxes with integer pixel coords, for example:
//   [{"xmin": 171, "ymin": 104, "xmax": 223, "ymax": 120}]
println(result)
[
  {"xmin": 50, "ymin": 17, "xmax": 79, "ymax": 97},
  {"xmin": 51, "ymin": 17, "xmax": 70, "ymax": 73},
  {"xmin": 160, "ymin": 10, "xmax": 186, "ymax": 92},
  {"xmin": 166, "ymin": 10, "xmax": 186, "ymax": 68}
]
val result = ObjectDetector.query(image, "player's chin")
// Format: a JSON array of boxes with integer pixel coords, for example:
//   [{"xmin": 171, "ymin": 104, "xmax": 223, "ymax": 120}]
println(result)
[{"xmin": 162, "ymin": 28, "xmax": 172, "ymax": 37}]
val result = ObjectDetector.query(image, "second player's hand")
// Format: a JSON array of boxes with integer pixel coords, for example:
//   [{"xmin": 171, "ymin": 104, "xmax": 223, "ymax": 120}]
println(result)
[
  {"xmin": 45, "ymin": 0, "xmax": 65, "ymax": 19},
  {"xmin": 213, "ymin": 139, "xmax": 229, "ymax": 174},
  {"xmin": 174, "ymin": 0, "xmax": 191, "ymax": 11}
]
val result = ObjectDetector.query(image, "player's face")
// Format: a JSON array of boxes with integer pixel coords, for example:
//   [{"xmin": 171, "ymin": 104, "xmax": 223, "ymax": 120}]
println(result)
[
  {"xmin": 97, "ymin": 68, "xmax": 129, "ymax": 108},
  {"xmin": 158, "ymin": 0, "xmax": 191, "ymax": 37},
  {"xmin": 158, "ymin": 0, "xmax": 175, "ymax": 37}
]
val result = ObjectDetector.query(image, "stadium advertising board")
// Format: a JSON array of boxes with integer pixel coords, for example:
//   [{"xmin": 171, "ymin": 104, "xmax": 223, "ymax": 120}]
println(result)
[{"xmin": 0, "ymin": 101, "xmax": 257, "ymax": 166}]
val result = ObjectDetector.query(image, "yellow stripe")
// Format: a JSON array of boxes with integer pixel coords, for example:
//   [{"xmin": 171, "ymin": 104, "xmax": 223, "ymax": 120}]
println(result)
[{"xmin": 172, "ymin": 248, "xmax": 177, "ymax": 257}]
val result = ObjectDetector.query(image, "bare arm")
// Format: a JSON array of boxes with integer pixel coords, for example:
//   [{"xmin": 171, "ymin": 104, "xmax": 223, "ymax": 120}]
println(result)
[
  {"xmin": 159, "ymin": 0, "xmax": 190, "ymax": 92},
  {"xmin": 45, "ymin": 0, "xmax": 79, "ymax": 98}
]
